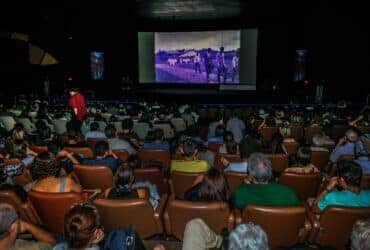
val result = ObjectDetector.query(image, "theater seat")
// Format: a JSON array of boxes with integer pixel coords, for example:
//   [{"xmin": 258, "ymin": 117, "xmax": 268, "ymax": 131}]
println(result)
[
  {"xmin": 0, "ymin": 190, "xmax": 41, "ymax": 225},
  {"xmin": 267, "ymin": 154, "xmax": 289, "ymax": 174},
  {"xmin": 224, "ymin": 171, "xmax": 248, "ymax": 194},
  {"xmin": 73, "ymin": 164, "xmax": 114, "ymax": 191},
  {"xmin": 289, "ymin": 125, "xmax": 304, "ymax": 141},
  {"xmin": 93, "ymin": 194, "xmax": 167, "ymax": 239},
  {"xmin": 283, "ymin": 140, "xmax": 300, "ymax": 156},
  {"xmin": 138, "ymin": 149, "xmax": 170, "ymax": 169},
  {"xmin": 207, "ymin": 142, "xmax": 223, "ymax": 153},
  {"xmin": 64, "ymin": 147, "xmax": 94, "ymax": 158},
  {"xmin": 215, "ymin": 153, "xmax": 242, "ymax": 168},
  {"xmin": 169, "ymin": 171, "xmax": 204, "ymax": 199},
  {"xmin": 29, "ymin": 145, "xmax": 48, "ymax": 154},
  {"xmin": 112, "ymin": 149, "xmax": 129, "ymax": 161},
  {"xmin": 164, "ymin": 197, "xmax": 234, "ymax": 240},
  {"xmin": 237, "ymin": 205, "xmax": 310, "ymax": 248},
  {"xmin": 279, "ymin": 172, "xmax": 322, "ymax": 200},
  {"xmin": 260, "ymin": 126, "xmax": 279, "ymax": 141},
  {"xmin": 310, "ymin": 150, "xmax": 330, "ymax": 171},
  {"xmin": 86, "ymin": 138, "xmax": 104, "ymax": 150},
  {"xmin": 28, "ymin": 191, "xmax": 84, "ymax": 234},
  {"xmin": 133, "ymin": 167, "xmax": 168, "ymax": 195},
  {"xmin": 305, "ymin": 125, "xmax": 323, "ymax": 143},
  {"xmin": 361, "ymin": 175, "xmax": 370, "ymax": 189},
  {"xmin": 308, "ymin": 206, "xmax": 370, "ymax": 250}
]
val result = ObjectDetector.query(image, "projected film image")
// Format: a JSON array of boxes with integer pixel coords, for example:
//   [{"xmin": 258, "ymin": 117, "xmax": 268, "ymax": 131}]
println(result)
[
  {"xmin": 90, "ymin": 52, "xmax": 104, "ymax": 80},
  {"xmin": 155, "ymin": 30, "xmax": 240, "ymax": 84}
]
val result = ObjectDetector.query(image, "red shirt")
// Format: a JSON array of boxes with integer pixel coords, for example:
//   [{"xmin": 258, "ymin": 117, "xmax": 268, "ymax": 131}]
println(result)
[{"xmin": 69, "ymin": 92, "xmax": 87, "ymax": 122}]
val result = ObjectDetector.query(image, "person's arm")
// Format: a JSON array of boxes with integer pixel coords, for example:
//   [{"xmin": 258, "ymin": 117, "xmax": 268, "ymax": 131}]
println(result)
[
  {"xmin": 311, "ymin": 177, "xmax": 338, "ymax": 213},
  {"xmin": 18, "ymin": 219, "xmax": 56, "ymax": 245},
  {"xmin": 58, "ymin": 150, "xmax": 80, "ymax": 165}
]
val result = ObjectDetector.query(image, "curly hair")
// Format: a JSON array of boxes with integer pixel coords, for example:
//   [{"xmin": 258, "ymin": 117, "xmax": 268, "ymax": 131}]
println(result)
[{"xmin": 30, "ymin": 152, "xmax": 61, "ymax": 181}]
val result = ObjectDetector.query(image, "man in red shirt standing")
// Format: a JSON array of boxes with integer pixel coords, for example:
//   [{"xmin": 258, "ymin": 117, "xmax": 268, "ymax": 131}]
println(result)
[{"xmin": 69, "ymin": 88, "xmax": 87, "ymax": 132}]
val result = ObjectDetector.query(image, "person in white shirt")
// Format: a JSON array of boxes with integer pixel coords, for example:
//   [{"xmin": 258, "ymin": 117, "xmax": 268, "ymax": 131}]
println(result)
[{"xmin": 226, "ymin": 113, "xmax": 246, "ymax": 144}]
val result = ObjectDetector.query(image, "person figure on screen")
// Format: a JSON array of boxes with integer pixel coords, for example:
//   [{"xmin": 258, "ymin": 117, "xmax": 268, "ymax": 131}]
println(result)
[
  {"xmin": 217, "ymin": 47, "xmax": 227, "ymax": 83},
  {"xmin": 194, "ymin": 52, "xmax": 201, "ymax": 74},
  {"xmin": 204, "ymin": 48, "xmax": 213, "ymax": 82},
  {"xmin": 232, "ymin": 50, "xmax": 240, "ymax": 83}
]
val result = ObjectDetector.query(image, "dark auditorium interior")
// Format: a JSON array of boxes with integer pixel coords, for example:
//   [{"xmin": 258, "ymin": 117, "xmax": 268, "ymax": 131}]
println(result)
[{"xmin": 0, "ymin": 2, "xmax": 370, "ymax": 250}]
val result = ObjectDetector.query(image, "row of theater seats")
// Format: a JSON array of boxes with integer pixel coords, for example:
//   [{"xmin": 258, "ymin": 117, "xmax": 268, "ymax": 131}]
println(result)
[{"xmin": 2, "ymin": 187, "xmax": 370, "ymax": 249}]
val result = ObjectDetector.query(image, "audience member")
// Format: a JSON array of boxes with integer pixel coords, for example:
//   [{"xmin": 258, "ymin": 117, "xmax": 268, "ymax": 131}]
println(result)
[
  {"xmin": 85, "ymin": 122, "xmax": 106, "ymax": 140},
  {"xmin": 143, "ymin": 129, "xmax": 170, "ymax": 151},
  {"xmin": 285, "ymin": 146, "xmax": 319, "ymax": 174},
  {"xmin": 330, "ymin": 128, "xmax": 365, "ymax": 163},
  {"xmin": 82, "ymin": 141, "xmax": 121, "ymax": 173},
  {"xmin": 219, "ymin": 131, "xmax": 238, "ymax": 155},
  {"xmin": 226, "ymin": 112, "xmax": 246, "ymax": 144},
  {"xmin": 105, "ymin": 124, "xmax": 136, "ymax": 155}
]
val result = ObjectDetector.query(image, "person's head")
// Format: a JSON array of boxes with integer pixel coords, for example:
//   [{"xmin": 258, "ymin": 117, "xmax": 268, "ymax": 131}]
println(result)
[
  {"xmin": 114, "ymin": 165, "xmax": 135, "ymax": 189},
  {"xmin": 64, "ymin": 204, "xmax": 103, "ymax": 249},
  {"xmin": 67, "ymin": 128, "xmax": 78, "ymax": 141},
  {"xmin": 248, "ymin": 153, "xmax": 272, "ymax": 184},
  {"xmin": 69, "ymin": 88, "xmax": 78, "ymax": 97},
  {"xmin": 153, "ymin": 128, "xmax": 164, "ymax": 142},
  {"xmin": 224, "ymin": 131, "xmax": 237, "ymax": 155},
  {"xmin": 228, "ymin": 223, "xmax": 269, "ymax": 250},
  {"xmin": 94, "ymin": 141, "xmax": 110, "ymax": 157},
  {"xmin": 220, "ymin": 46, "xmax": 224, "ymax": 52},
  {"xmin": 207, "ymin": 48, "xmax": 211, "ymax": 53},
  {"xmin": 239, "ymin": 136, "xmax": 262, "ymax": 160},
  {"xmin": 345, "ymin": 128, "xmax": 359, "ymax": 143},
  {"xmin": 89, "ymin": 122, "xmax": 100, "ymax": 132},
  {"xmin": 336, "ymin": 160, "xmax": 363, "ymax": 188},
  {"xmin": 271, "ymin": 132, "xmax": 284, "ymax": 154},
  {"xmin": 104, "ymin": 124, "xmax": 117, "ymax": 139},
  {"xmin": 198, "ymin": 168, "xmax": 229, "ymax": 202},
  {"xmin": 12, "ymin": 123, "xmax": 25, "ymax": 141},
  {"xmin": 215, "ymin": 125, "xmax": 225, "ymax": 137},
  {"xmin": 351, "ymin": 219, "xmax": 370, "ymax": 250},
  {"xmin": 121, "ymin": 118, "xmax": 133, "ymax": 133},
  {"xmin": 30, "ymin": 152, "xmax": 61, "ymax": 181},
  {"xmin": 182, "ymin": 138, "xmax": 197, "ymax": 158},
  {"xmin": 0, "ymin": 203, "xmax": 19, "ymax": 248},
  {"xmin": 295, "ymin": 146, "xmax": 311, "ymax": 167}
]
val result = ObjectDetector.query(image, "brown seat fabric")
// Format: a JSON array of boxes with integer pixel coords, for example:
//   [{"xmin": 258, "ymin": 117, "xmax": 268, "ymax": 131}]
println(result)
[
  {"xmin": 29, "ymin": 145, "xmax": 48, "ymax": 154},
  {"xmin": 279, "ymin": 172, "xmax": 322, "ymax": 200},
  {"xmin": 215, "ymin": 153, "xmax": 242, "ymax": 168},
  {"xmin": 86, "ymin": 138, "xmax": 104, "ymax": 150},
  {"xmin": 112, "ymin": 150, "xmax": 129, "ymax": 161},
  {"xmin": 73, "ymin": 164, "xmax": 114, "ymax": 191},
  {"xmin": 240, "ymin": 205, "xmax": 310, "ymax": 248},
  {"xmin": 164, "ymin": 198, "xmax": 234, "ymax": 240},
  {"xmin": 133, "ymin": 167, "xmax": 168, "ymax": 195},
  {"xmin": 260, "ymin": 126, "xmax": 279, "ymax": 141},
  {"xmin": 138, "ymin": 149, "xmax": 170, "ymax": 169},
  {"xmin": 289, "ymin": 125, "xmax": 304, "ymax": 141},
  {"xmin": 305, "ymin": 126, "xmax": 323, "ymax": 143},
  {"xmin": 310, "ymin": 150, "xmax": 330, "ymax": 171},
  {"xmin": 28, "ymin": 191, "xmax": 84, "ymax": 234},
  {"xmin": 284, "ymin": 140, "xmax": 300, "ymax": 156},
  {"xmin": 93, "ymin": 194, "xmax": 167, "ymax": 239},
  {"xmin": 207, "ymin": 142, "xmax": 223, "ymax": 153},
  {"xmin": 169, "ymin": 171, "xmax": 204, "ymax": 199},
  {"xmin": 267, "ymin": 154, "xmax": 289, "ymax": 173},
  {"xmin": 224, "ymin": 171, "xmax": 248, "ymax": 194}
]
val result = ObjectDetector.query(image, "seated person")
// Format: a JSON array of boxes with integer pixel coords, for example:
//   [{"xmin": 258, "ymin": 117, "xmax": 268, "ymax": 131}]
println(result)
[
  {"xmin": 285, "ymin": 146, "xmax": 320, "ymax": 174},
  {"xmin": 106, "ymin": 164, "xmax": 160, "ymax": 208},
  {"xmin": 0, "ymin": 203, "xmax": 56, "ymax": 250},
  {"xmin": 11, "ymin": 123, "xmax": 27, "ymax": 141},
  {"xmin": 119, "ymin": 118, "xmax": 140, "ymax": 148},
  {"xmin": 143, "ymin": 129, "xmax": 170, "ymax": 151},
  {"xmin": 85, "ymin": 122, "xmax": 106, "ymax": 140},
  {"xmin": 219, "ymin": 131, "xmax": 238, "ymax": 155},
  {"xmin": 82, "ymin": 141, "xmax": 121, "ymax": 173},
  {"xmin": 354, "ymin": 154, "xmax": 370, "ymax": 175},
  {"xmin": 184, "ymin": 168, "xmax": 229, "ymax": 202},
  {"xmin": 268, "ymin": 132, "xmax": 288, "ymax": 155},
  {"xmin": 312, "ymin": 160, "xmax": 370, "ymax": 213},
  {"xmin": 9, "ymin": 140, "xmax": 36, "ymax": 167},
  {"xmin": 105, "ymin": 124, "xmax": 136, "ymax": 155},
  {"xmin": 222, "ymin": 136, "xmax": 262, "ymax": 173},
  {"xmin": 54, "ymin": 204, "xmax": 104, "ymax": 250},
  {"xmin": 204, "ymin": 125, "xmax": 225, "ymax": 148},
  {"xmin": 207, "ymin": 114, "xmax": 224, "ymax": 138},
  {"xmin": 0, "ymin": 158, "xmax": 28, "ymax": 202},
  {"xmin": 235, "ymin": 153, "xmax": 299, "ymax": 210},
  {"xmin": 33, "ymin": 120, "xmax": 57, "ymax": 147},
  {"xmin": 330, "ymin": 128, "xmax": 366, "ymax": 163},
  {"xmin": 28, "ymin": 151, "xmax": 82, "ymax": 193},
  {"xmin": 311, "ymin": 132, "xmax": 335, "ymax": 150},
  {"xmin": 171, "ymin": 138, "xmax": 209, "ymax": 173},
  {"xmin": 182, "ymin": 218, "xmax": 268, "ymax": 250},
  {"xmin": 63, "ymin": 129, "xmax": 88, "ymax": 148}
]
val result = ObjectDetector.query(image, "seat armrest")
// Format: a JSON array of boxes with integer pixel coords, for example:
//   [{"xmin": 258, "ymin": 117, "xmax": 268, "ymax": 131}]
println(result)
[
  {"xmin": 163, "ymin": 207, "xmax": 171, "ymax": 235},
  {"xmin": 234, "ymin": 208, "xmax": 242, "ymax": 225},
  {"xmin": 305, "ymin": 202, "xmax": 320, "ymax": 243},
  {"xmin": 168, "ymin": 179, "xmax": 175, "ymax": 196},
  {"xmin": 154, "ymin": 194, "xmax": 168, "ymax": 234}
]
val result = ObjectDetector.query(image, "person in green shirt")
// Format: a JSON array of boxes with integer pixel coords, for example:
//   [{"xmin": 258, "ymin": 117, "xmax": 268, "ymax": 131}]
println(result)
[
  {"xmin": 171, "ymin": 138, "xmax": 209, "ymax": 173},
  {"xmin": 235, "ymin": 153, "xmax": 300, "ymax": 210}
]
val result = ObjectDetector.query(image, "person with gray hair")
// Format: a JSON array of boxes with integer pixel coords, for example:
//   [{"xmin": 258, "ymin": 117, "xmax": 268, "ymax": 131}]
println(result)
[
  {"xmin": 182, "ymin": 218, "xmax": 269, "ymax": 250},
  {"xmin": 351, "ymin": 218, "xmax": 370, "ymax": 250},
  {"xmin": 0, "ymin": 203, "xmax": 55, "ymax": 250},
  {"xmin": 234, "ymin": 153, "xmax": 299, "ymax": 210}
]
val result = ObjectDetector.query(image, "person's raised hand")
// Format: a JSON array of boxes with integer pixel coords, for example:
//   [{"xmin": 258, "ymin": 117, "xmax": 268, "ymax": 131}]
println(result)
[{"xmin": 326, "ymin": 177, "xmax": 339, "ymax": 191}]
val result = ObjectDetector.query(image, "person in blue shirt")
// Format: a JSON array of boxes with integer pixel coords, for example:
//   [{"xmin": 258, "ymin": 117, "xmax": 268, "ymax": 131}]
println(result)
[
  {"xmin": 312, "ymin": 160, "xmax": 370, "ymax": 212},
  {"xmin": 85, "ymin": 122, "xmax": 107, "ymax": 140},
  {"xmin": 82, "ymin": 141, "xmax": 121, "ymax": 173},
  {"xmin": 143, "ymin": 128, "xmax": 170, "ymax": 151},
  {"xmin": 354, "ymin": 155, "xmax": 370, "ymax": 175},
  {"xmin": 330, "ymin": 128, "xmax": 365, "ymax": 163},
  {"xmin": 204, "ymin": 125, "xmax": 225, "ymax": 148}
]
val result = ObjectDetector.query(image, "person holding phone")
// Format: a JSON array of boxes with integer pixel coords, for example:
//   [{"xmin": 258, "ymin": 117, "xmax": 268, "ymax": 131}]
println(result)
[{"xmin": 329, "ymin": 128, "xmax": 365, "ymax": 163}]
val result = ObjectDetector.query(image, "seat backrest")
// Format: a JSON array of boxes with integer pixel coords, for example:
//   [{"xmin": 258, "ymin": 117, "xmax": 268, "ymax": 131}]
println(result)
[
  {"xmin": 289, "ymin": 125, "xmax": 304, "ymax": 141},
  {"xmin": 260, "ymin": 126, "xmax": 279, "ymax": 141},
  {"xmin": 138, "ymin": 149, "xmax": 171, "ymax": 169},
  {"xmin": 315, "ymin": 206, "xmax": 370, "ymax": 249},
  {"xmin": 164, "ymin": 199, "xmax": 232, "ymax": 240},
  {"xmin": 283, "ymin": 140, "xmax": 300, "ymax": 156},
  {"xmin": 169, "ymin": 171, "xmax": 204, "ymax": 199},
  {"xmin": 224, "ymin": 171, "xmax": 248, "ymax": 194},
  {"xmin": 267, "ymin": 154, "xmax": 289, "ymax": 173},
  {"xmin": 215, "ymin": 153, "xmax": 242, "ymax": 168},
  {"xmin": 73, "ymin": 164, "xmax": 114, "ymax": 191},
  {"xmin": 305, "ymin": 125, "xmax": 323, "ymax": 143},
  {"xmin": 243, "ymin": 205, "xmax": 306, "ymax": 248},
  {"xmin": 153, "ymin": 124, "xmax": 174, "ymax": 139},
  {"xmin": 279, "ymin": 172, "xmax": 322, "ymax": 200},
  {"xmin": 28, "ymin": 191, "xmax": 84, "ymax": 234},
  {"xmin": 86, "ymin": 138, "xmax": 104, "ymax": 150},
  {"xmin": 330, "ymin": 125, "xmax": 347, "ymax": 141},
  {"xmin": 310, "ymin": 150, "xmax": 330, "ymax": 170},
  {"xmin": 64, "ymin": 147, "xmax": 94, "ymax": 158},
  {"xmin": 134, "ymin": 167, "xmax": 168, "ymax": 195},
  {"xmin": 112, "ymin": 150, "xmax": 129, "ymax": 161},
  {"xmin": 208, "ymin": 142, "xmax": 224, "ymax": 153},
  {"xmin": 93, "ymin": 198, "xmax": 160, "ymax": 238},
  {"xmin": 361, "ymin": 175, "xmax": 370, "ymax": 189},
  {"xmin": 0, "ymin": 190, "xmax": 41, "ymax": 225},
  {"xmin": 29, "ymin": 145, "xmax": 48, "ymax": 154}
]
